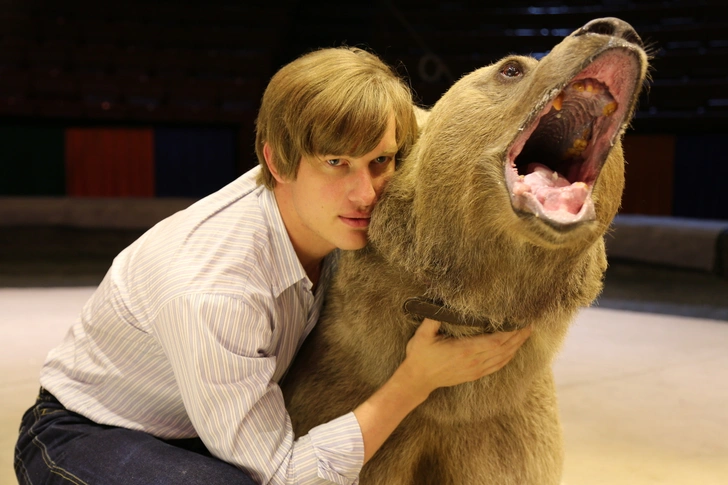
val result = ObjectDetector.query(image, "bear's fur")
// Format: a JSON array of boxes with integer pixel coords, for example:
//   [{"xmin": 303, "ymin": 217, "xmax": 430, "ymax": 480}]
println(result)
[{"xmin": 281, "ymin": 18, "xmax": 649, "ymax": 485}]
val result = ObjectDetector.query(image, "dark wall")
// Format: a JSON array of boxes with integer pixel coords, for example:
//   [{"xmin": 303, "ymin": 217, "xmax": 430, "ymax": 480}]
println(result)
[{"xmin": 1, "ymin": 0, "xmax": 726, "ymax": 218}]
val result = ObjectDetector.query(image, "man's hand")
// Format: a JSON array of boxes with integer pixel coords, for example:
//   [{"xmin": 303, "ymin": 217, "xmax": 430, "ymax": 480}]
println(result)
[{"xmin": 401, "ymin": 318, "xmax": 532, "ymax": 401}]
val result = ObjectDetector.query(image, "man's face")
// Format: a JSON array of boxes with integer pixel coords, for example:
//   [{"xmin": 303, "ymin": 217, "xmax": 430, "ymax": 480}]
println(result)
[{"xmin": 274, "ymin": 115, "xmax": 398, "ymax": 261}]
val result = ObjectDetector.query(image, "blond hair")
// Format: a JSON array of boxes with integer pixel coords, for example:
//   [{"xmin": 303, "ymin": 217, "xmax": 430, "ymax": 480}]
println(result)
[{"xmin": 255, "ymin": 47, "xmax": 418, "ymax": 188}]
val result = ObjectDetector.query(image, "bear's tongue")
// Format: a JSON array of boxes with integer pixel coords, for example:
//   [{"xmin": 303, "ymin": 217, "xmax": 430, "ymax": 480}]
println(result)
[{"xmin": 512, "ymin": 163, "xmax": 589, "ymax": 215}]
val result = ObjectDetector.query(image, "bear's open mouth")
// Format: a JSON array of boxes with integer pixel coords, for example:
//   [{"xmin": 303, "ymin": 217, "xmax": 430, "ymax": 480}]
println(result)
[{"xmin": 505, "ymin": 49, "xmax": 640, "ymax": 227}]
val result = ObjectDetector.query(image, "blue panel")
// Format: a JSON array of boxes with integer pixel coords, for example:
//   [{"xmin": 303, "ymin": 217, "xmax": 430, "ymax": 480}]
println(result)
[
  {"xmin": 154, "ymin": 128, "xmax": 237, "ymax": 198},
  {"xmin": 673, "ymin": 134, "xmax": 728, "ymax": 221}
]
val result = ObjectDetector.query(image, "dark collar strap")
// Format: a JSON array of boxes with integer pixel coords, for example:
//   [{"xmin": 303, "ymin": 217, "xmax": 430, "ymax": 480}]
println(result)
[{"xmin": 403, "ymin": 296, "xmax": 519, "ymax": 333}]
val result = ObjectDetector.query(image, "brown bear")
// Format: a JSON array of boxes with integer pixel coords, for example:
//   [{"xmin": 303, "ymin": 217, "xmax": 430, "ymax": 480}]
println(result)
[{"xmin": 281, "ymin": 18, "xmax": 649, "ymax": 485}]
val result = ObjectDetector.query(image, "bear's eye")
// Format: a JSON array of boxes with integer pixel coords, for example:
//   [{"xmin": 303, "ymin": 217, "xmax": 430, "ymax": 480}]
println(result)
[{"xmin": 500, "ymin": 62, "xmax": 523, "ymax": 78}]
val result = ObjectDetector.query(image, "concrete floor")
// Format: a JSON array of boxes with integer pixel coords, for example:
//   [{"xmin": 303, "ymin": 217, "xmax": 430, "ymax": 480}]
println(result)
[{"xmin": 2, "ymin": 285, "xmax": 727, "ymax": 484}]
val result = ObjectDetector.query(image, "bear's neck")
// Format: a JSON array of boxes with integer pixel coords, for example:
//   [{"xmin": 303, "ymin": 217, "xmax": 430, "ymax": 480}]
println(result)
[{"xmin": 369, "ymin": 184, "xmax": 604, "ymax": 324}]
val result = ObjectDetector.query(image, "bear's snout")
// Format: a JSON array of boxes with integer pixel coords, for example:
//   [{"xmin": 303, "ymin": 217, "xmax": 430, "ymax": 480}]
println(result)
[{"xmin": 573, "ymin": 17, "xmax": 643, "ymax": 49}]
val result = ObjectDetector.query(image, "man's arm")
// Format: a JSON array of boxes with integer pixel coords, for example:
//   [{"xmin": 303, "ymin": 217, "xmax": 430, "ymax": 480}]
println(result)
[{"xmin": 155, "ymin": 293, "xmax": 364, "ymax": 485}]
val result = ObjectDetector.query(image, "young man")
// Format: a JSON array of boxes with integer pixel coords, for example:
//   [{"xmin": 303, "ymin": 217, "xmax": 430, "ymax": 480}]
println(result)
[{"xmin": 15, "ymin": 47, "xmax": 531, "ymax": 485}]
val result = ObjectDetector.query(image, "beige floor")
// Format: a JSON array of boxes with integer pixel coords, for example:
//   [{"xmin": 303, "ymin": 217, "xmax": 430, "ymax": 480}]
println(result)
[{"xmin": 2, "ymin": 287, "xmax": 727, "ymax": 484}]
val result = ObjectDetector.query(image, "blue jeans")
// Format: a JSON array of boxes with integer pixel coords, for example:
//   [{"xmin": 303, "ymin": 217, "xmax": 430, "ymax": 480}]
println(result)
[{"xmin": 15, "ymin": 388, "xmax": 257, "ymax": 485}]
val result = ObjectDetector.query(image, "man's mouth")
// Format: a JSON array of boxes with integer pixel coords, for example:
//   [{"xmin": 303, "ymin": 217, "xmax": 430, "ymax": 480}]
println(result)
[
  {"xmin": 505, "ymin": 49, "xmax": 641, "ymax": 227},
  {"xmin": 340, "ymin": 215, "xmax": 371, "ymax": 228}
]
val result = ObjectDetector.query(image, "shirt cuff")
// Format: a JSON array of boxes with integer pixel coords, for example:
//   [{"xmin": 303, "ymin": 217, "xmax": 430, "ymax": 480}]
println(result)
[{"xmin": 308, "ymin": 412, "xmax": 364, "ymax": 485}]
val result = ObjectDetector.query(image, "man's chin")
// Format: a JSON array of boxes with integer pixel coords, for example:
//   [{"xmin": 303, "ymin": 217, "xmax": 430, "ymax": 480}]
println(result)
[{"xmin": 336, "ymin": 235, "xmax": 368, "ymax": 251}]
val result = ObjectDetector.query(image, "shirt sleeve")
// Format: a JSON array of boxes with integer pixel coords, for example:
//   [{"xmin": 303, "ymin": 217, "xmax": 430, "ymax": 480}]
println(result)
[{"xmin": 153, "ymin": 293, "xmax": 364, "ymax": 485}]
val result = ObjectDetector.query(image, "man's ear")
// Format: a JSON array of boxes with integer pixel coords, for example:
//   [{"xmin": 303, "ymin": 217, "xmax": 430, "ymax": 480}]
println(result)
[{"xmin": 263, "ymin": 142, "xmax": 287, "ymax": 184}]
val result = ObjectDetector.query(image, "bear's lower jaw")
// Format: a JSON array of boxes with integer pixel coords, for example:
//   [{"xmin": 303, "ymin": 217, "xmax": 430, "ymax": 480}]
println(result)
[
  {"xmin": 511, "ymin": 162, "xmax": 593, "ymax": 223},
  {"xmin": 512, "ymin": 184, "xmax": 596, "ymax": 226}
]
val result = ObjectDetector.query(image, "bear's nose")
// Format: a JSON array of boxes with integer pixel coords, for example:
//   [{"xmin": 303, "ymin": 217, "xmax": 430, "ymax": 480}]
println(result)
[{"xmin": 574, "ymin": 17, "xmax": 643, "ymax": 48}]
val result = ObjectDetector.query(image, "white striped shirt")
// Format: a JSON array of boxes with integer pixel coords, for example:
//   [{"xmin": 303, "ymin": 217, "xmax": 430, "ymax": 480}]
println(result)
[{"xmin": 40, "ymin": 166, "xmax": 364, "ymax": 485}]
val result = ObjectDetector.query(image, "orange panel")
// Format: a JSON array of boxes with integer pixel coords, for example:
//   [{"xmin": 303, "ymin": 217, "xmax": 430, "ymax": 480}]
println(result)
[
  {"xmin": 65, "ymin": 128, "xmax": 155, "ymax": 197},
  {"xmin": 620, "ymin": 134, "xmax": 675, "ymax": 216}
]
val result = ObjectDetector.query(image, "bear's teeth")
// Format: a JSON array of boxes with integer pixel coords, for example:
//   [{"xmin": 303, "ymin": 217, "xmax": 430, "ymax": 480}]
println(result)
[{"xmin": 603, "ymin": 101, "xmax": 618, "ymax": 116}]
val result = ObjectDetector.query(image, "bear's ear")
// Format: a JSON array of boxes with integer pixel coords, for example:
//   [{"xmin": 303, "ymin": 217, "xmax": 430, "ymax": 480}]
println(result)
[{"xmin": 414, "ymin": 106, "xmax": 431, "ymax": 131}]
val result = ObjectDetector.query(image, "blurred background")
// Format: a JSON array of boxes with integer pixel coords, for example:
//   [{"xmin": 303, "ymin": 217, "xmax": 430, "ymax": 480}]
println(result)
[
  {"xmin": 1, "ymin": 3, "xmax": 727, "ymax": 483},
  {"xmin": 0, "ymin": 0, "xmax": 726, "ymax": 317}
]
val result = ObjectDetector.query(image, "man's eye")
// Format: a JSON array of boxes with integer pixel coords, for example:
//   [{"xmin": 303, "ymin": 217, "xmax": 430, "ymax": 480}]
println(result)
[
  {"xmin": 374, "ymin": 156, "xmax": 392, "ymax": 164},
  {"xmin": 326, "ymin": 158, "xmax": 342, "ymax": 166}
]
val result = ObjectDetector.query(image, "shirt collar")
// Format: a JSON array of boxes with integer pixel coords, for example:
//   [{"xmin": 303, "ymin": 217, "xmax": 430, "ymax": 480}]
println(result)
[{"xmin": 259, "ymin": 186, "xmax": 333, "ymax": 296}]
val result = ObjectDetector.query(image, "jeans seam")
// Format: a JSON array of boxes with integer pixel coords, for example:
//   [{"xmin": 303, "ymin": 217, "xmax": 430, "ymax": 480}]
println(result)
[
  {"xmin": 14, "ymin": 447, "xmax": 33, "ymax": 485},
  {"xmin": 26, "ymin": 406, "xmax": 90, "ymax": 485},
  {"xmin": 30, "ymin": 435, "xmax": 89, "ymax": 485},
  {"xmin": 39, "ymin": 408, "xmax": 65, "ymax": 417}
]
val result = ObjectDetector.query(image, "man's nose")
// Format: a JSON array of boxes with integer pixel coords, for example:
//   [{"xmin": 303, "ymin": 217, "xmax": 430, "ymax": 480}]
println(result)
[{"xmin": 349, "ymin": 168, "xmax": 377, "ymax": 207}]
